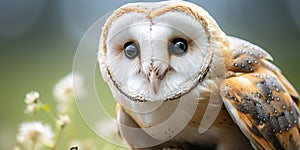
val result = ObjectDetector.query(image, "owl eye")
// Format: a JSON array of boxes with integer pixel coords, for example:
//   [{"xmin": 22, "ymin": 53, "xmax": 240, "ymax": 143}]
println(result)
[
  {"xmin": 124, "ymin": 42, "xmax": 140, "ymax": 59},
  {"xmin": 169, "ymin": 38, "xmax": 188, "ymax": 56}
]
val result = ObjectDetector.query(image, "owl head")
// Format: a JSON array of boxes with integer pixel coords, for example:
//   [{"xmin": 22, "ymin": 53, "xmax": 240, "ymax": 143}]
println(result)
[{"xmin": 98, "ymin": 1, "xmax": 228, "ymax": 102}]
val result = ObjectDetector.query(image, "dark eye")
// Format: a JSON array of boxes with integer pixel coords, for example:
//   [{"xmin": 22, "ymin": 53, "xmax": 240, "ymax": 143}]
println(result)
[
  {"xmin": 168, "ymin": 38, "xmax": 188, "ymax": 56},
  {"xmin": 124, "ymin": 42, "xmax": 140, "ymax": 59}
]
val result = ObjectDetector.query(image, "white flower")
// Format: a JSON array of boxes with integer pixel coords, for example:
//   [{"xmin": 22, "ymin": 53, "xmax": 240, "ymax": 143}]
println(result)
[
  {"xmin": 53, "ymin": 73, "xmax": 84, "ymax": 113},
  {"xmin": 95, "ymin": 119, "xmax": 118, "ymax": 139},
  {"xmin": 17, "ymin": 121, "xmax": 54, "ymax": 148},
  {"xmin": 24, "ymin": 103, "xmax": 37, "ymax": 114},
  {"xmin": 53, "ymin": 73, "xmax": 84, "ymax": 101},
  {"xmin": 12, "ymin": 146, "xmax": 21, "ymax": 150},
  {"xmin": 24, "ymin": 91, "xmax": 39, "ymax": 104},
  {"xmin": 56, "ymin": 115, "xmax": 71, "ymax": 128}
]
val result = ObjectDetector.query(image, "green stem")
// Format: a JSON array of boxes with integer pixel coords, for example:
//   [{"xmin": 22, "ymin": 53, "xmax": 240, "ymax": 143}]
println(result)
[
  {"xmin": 41, "ymin": 104, "xmax": 57, "ymax": 122},
  {"xmin": 51, "ymin": 127, "xmax": 64, "ymax": 150}
]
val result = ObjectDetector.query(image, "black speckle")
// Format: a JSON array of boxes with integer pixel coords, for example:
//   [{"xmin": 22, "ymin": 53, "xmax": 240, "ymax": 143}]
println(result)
[
  {"xmin": 272, "ymin": 82, "xmax": 276, "ymax": 87},
  {"xmin": 229, "ymin": 94, "xmax": 238, "ymax": 101},
  {"xmin": 279, "ymin": 129, "xmax": 283, "ymax": 134},
  {"xmin": 241, "ymin": 63, "xmax": 245, "ymax": 68},
  {"xmin": 245, "ymin": 95, "xmax": 250, "ymax": 101},
  {"xmin": 224, "ymin": 91, "xmax": 229, "ymax": 96},
  {"xmin": 256, "ymin": 93, "xmax": 261, "ymax": 98},
  {"xmin": 249, "ymin": 67, "xmax": 254, "ymax": 72},
  {"xmin": 293, "ymin": 119, "xmax": 297, "ymax": 124}
]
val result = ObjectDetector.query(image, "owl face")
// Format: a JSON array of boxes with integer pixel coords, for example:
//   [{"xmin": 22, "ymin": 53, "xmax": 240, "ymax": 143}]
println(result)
[{"xmin": 98, "ymin": 1, "xmax": 226, "ymax": 102}]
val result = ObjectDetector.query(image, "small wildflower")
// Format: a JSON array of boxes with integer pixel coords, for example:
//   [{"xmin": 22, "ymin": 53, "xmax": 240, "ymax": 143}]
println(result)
[
  {"xmin": 17, "ymin": 121, "xmax": 54, "ymax": 149},
  {"xmin": 24, "ymin": 103, "xmax": 38, "ymax": 114},
  {"xmin": 53, "ymin": 73, "xmax": 84, "ymax": 101},
  {"xmin": 24, "ymin": 91, "xmax": 39, "ymax": 104},
  {"xmin": 95, "ymin": 119, "xmax": 118, "ymax": 138},
  {"xmin": 12, "ymin": 146, "xmax": 21, "ymax": 150},
  {"xmin": 56, "ymin": 115, "xmax": 71, "ymax": 128},
  {"xmin": 53, "ymin": 73, "xmax": 84, "ymax": 113}
]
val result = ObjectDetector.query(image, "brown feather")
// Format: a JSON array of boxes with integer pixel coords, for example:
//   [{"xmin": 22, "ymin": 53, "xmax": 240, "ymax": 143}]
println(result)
[{"xmin": 221, "ymin": 37, "xmax": 300, "ymax": 150}]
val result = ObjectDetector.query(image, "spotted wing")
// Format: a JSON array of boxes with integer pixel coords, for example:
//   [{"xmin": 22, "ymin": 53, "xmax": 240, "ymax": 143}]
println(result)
[{"xmin": 220, "ymin": 36, "xmax": 300, "ymax": 150}]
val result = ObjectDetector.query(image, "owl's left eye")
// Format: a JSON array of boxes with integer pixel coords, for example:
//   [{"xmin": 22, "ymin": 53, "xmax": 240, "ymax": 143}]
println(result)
[
  {"xmin": 124, "ymin": 42, "xmax": 140, "ymax": 59},
  {"xmin": 168, "ymin": 38, "xmax": 188, "ymax": 56}
]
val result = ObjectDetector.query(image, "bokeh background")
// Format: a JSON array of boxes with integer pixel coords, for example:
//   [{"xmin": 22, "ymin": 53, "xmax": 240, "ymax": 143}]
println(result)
[{"xmin": 1, "ymin": 0, "xmax": 299, "ymax": 149}]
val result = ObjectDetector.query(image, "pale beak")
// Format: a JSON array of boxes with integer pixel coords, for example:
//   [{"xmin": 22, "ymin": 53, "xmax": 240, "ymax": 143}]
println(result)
[{"xmin": 149, "ymin": 71, "xmax": 159, "ymax": 95}]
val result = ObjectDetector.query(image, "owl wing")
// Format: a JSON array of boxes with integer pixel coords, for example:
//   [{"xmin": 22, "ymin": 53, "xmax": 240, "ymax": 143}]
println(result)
[{"xmin": 220, "ymin": 36, "xmax": 300, "ymax": 150}]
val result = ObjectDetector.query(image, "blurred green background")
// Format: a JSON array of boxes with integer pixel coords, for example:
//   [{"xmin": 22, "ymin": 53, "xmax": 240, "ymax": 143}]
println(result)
[{"xmin": 0, "ymin": 0, "xmax": 299, "ymax": 149}]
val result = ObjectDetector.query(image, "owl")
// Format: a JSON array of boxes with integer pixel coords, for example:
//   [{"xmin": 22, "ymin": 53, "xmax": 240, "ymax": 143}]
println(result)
[{"xmin": 97, "ymin": 1, "xmax": 300, "ymax": 150}]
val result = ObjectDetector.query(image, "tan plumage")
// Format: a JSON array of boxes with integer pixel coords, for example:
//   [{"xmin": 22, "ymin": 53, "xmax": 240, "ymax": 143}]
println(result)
[
  {"xmin": 98, "ymin": 1, "xmax": 300, "ymax": 149},
  {"xmin": 221, "ymin": 37, "xmax": 300, "ymax": 150}
]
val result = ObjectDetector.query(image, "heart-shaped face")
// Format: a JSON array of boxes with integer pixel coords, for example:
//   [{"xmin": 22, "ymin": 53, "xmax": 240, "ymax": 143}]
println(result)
[{"xmin": 98, "ymin": 1, "xmax": 226, "ymax": 102}]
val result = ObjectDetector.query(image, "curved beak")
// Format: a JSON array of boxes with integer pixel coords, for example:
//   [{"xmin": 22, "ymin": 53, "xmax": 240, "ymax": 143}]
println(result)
[{"xmin": 149, "ymin": 71, "xmax": 159, "ymax": 95}]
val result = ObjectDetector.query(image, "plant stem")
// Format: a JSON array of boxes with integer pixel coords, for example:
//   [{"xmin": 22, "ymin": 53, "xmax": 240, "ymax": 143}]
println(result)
[{"xmin": 51, "ymin": 127, "xmax": 63, "ymax": 150}]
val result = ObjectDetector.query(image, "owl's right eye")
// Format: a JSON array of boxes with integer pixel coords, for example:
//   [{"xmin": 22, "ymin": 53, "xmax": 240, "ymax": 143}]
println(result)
[{"xmin": 124, "ymin": 42, "xmax": 140, "ymax": 59}]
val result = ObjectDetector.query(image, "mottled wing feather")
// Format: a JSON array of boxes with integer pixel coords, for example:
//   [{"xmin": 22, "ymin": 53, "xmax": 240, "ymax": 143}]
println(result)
[
  {"xmin": 220, "ymin": 37, "xmax": 300, "ymax": 150},
  {"xmin": 262, "ymin": 58, "xmax": 300, "ymax": 108}
]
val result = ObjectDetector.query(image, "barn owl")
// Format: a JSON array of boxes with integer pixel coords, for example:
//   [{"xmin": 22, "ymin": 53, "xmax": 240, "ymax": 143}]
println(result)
[{"xmin": 97, "ymin": 1, "xmax": 300, "ymax": 149}]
